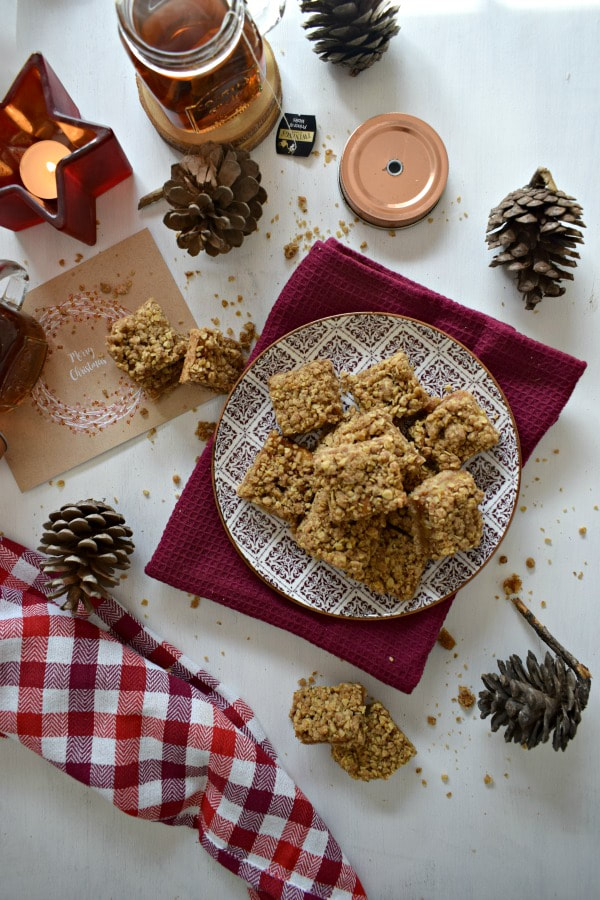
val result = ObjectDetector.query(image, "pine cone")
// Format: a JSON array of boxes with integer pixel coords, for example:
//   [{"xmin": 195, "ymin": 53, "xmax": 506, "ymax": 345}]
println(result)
[
  {"xmin": 479, "ymin": 650, "xmax": 590, "ymax": 752},
  {"xmin": 38, "ymin": 500, "xmax": 134, "ymax": 614},
  {"xmin": 301, "ymin": 0, "xmax": 399, "ymax": 77},
  {"xmin": 161, "ymin": 143, "xmax": 267, "ymax": 257},
  {"xmin": 486, "ymin": 167, "xmax": 585, "ymax": 309}
]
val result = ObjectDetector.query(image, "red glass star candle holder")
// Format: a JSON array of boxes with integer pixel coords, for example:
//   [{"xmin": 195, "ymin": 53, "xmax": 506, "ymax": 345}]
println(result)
[{"xmin": 0, "ymin": 54, "xmax": 132, "ymax": 245}]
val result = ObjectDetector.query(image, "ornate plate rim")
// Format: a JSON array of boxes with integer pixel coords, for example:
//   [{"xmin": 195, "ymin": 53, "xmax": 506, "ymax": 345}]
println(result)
[{"xmin": 211, "ymin": 312, "xmax": 522, "ymax": 620}]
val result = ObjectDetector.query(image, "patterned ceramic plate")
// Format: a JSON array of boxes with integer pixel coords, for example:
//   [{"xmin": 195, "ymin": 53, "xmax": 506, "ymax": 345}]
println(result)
[{"xmin": 212, "ymin": 314, "xmax": 521, "ymax": 619}]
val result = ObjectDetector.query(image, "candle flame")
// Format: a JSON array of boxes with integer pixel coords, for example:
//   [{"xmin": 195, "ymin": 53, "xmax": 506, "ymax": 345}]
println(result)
[{"xmin": 46, "ymin": 161, "xmax": 57, "ymax": 174}]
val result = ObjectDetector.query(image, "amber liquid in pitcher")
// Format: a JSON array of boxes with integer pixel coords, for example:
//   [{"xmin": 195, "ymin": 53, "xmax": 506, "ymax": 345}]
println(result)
[
  {"xmin": 125, "ymin": 0, "xmax": 265, "ymax": 132},
  {"xmin": 0, "ymin": 304, "xmax": 47, "ymax": 413}
]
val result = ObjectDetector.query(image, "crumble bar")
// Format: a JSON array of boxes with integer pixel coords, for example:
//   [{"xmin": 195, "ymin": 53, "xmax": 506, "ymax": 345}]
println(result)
[
  {"xmin": 362, "ymin": 526, "xmax": 427, "ymax": 600},
  {"xmin": 268, "ymin": 359, "xmax": 343, "ymax": 436},
  {"xmin": 409, "ymin": 389, "xmax": 500, "ymax": 470},
  {"xmin": 180, "ymin": 327, "xmax": 245, "ymax": 393},
  {"xmin": 289, "ymin": 683, "xmax": 366, "ymax": 745},
  {"xmin": 237, "ymin": 430, "xmax": 315, "ymax": 525},
  {"xmin": 330, "ymin": 701, "xmax": 416, "ymax": 781},
  {"xmin": 294, "ymin": 489, "xmax": 383, "ymax": 581},
  {"xmin": 409, "ymin": 469, "xmax": 484, "ymax": 559},
  {"xmin": 106, "ymin": 298, "xmax": 187, "ymax": 396},
  {"xmin": 341, "ymin": 350, "xmax": 433, "ymax": 421},
  {"xmin": 318, "ymin": 407, "xmax": 400, "ymax": 448},
  {"xmin": 314, "ymin": 432, "xmax": 419, "ymax": 523}
]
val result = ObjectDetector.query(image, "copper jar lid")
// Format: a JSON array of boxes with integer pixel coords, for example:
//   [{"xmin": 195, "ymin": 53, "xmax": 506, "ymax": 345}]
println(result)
[{"xmin": 339, "ymin": 113, "xmax": 449, "ymax": 228}]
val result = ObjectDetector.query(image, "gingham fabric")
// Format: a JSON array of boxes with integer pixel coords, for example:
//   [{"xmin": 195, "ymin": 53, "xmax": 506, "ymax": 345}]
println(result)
[{"xmin": 0, "ymin": 537, "xmax": 366, "ymax": 900}]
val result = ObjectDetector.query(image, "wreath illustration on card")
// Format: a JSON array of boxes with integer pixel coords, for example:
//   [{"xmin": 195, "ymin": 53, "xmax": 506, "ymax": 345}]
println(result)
[{"xmin": 31, "ymin": 291, "xmax": 143, "ymax": 435}]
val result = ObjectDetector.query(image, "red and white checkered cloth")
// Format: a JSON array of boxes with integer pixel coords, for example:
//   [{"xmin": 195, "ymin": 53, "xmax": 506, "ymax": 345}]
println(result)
[{"xmin": 0, "ymin": 536, "xmax": 366, "ymax": 900}]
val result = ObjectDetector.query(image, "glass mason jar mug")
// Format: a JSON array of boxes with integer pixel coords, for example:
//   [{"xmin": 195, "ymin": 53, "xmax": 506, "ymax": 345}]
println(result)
[{"xmin": 115, "ymin": 0, "xmax": 273, "ymax": 135}]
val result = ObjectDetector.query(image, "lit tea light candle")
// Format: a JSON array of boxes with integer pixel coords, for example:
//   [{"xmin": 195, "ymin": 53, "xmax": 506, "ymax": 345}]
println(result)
[{"xmin": 19, "ymin": 140, "xmax": 70, "ymax": 200}]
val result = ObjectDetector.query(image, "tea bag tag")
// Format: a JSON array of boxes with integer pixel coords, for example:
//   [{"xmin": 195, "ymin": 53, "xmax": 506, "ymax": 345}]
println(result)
[{"xmin": 276, "ymin": 113, "xmax": 317, "ymax": 157}]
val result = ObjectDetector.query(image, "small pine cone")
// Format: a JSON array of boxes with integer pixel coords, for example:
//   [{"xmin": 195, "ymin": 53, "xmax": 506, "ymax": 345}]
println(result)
[
  {"xmin": 301, "ymin": 0, "xmax": 399, "ymax": 77},
  {"xmin": 38, "ymin": 500, "xmax": 134, "ymax": 614},
  {"xmin": 478, "ymin": 650, "xmax": 590, "ymax": 752},
  {"xmin": 162, "ymin": 143, "xmax": 267, "ymax": 257},
  {"xmin": 486, "ymin": 167, "xmax": 585, "ymax": 309}
]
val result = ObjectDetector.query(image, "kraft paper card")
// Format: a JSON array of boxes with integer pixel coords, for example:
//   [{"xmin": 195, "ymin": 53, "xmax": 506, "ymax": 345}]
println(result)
[{"xmin": 0, "ymin": 229, "xmax": 210, "ymax": 491}]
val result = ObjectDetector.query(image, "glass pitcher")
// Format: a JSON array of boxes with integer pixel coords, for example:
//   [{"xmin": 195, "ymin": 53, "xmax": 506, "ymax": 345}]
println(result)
[{"xmin": 0, "ymin": 261, "xmax": 48, "ymax": 413}]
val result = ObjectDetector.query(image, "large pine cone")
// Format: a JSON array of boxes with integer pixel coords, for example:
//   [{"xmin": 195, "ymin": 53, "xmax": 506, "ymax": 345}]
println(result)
[
  {"xmin": 486, "ymin": 167, "xmax": 585, "ymax": 309},
  {"xmin": 162, "ymin": 143, "xmax": 267, "ymax": 257},
  {"xmin": 38, "ymin": 500, "xmax": 134, "ymax": 614},
  {"xmin": 301, "ymin": 0, "xmax": 400, "ymax": 77},
  {"xmin": 479, "ymin": 650, "xmax": 590, "ymax": 752}
]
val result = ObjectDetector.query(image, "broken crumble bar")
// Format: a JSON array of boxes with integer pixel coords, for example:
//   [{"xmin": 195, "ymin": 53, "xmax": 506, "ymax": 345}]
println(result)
[
  {"xmin": 268, "ymin": 359, "xmax": 343, "ymax": 436},
  {"xmin": 409, "ymin": 389, "xmax": 499, "ymax": 470},
  {"xmin": 362, "ymin": 525, "xmax": 427, "ymax": 600},
  {"xmin": 294, "ymin": 489, "xmax": 383, "ymax": 581},
  {"xmin": 180, "ymin": 327, "xmax": 245, "ymax": 393},
  {"xmin": 105, "ymin": 298, "xmax": 187, "ymax": 398},
  {"xmin": 237, "ymin": 430, "xmax": 315, "ymax": 525},
  {"xmin": 341, "ymin": 350, "xmax": 433, "ymax": 421},
  {"xmin": 289, "ymin": 683, "xmax": 366, "ymax": 745},
  {"xmin": 409, "ymin": 469, "xmax": 484, "ymax": 559},
  {"xmin": 330, "ymin": 701, "xmax": 416, "ymax": 781},
  {"xmin": 318, "ymin": 407, "xmax": 400, "ymax": 448}
]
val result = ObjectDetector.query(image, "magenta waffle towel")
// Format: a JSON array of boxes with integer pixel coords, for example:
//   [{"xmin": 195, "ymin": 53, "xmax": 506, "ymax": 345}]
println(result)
[
  {"xmin": 0, "ymin": 537, "xmax": 366, "ymax": 900},
  {"xmin": 146, "ymin": 239, "xmax": 586, "ymax": 693}
]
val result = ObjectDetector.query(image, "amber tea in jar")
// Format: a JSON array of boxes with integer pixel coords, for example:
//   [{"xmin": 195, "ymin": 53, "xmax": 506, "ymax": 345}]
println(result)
[
  {"xmin": 0, "ymin": 262, "xmax": 47, "ymax": 413},
  {"xmin": 115, "ymin": 0, "xmax": 266, "ymax": 134}
]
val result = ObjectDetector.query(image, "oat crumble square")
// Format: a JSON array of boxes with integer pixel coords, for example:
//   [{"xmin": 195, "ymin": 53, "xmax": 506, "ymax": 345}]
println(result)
[
  {"xmin": 362, "ymin": 526, "xmax": 427, "ymax": 600},
  {"xmin": 330, "ymin": 701, "xmax": 416, "ymax": 781},
  {"xmin": 314, "ymin": 432, "xmax": 419, "ymax": 523},
  {"xmin": 318, "ymin": 407, "xmax": 400, "ymax": 448},
  {"xmin": 294, "ymin": 489, "xmax": 383, "ymax": 581},
  {"xmin": 341, "ymin": 350, "xmax": 433, "ymax": 421},
  {"xmin": 268, "ymin": 359, "xmax": 343, "ymax": 436},
  {"xmin": 289, "ymin": 683, "xmax": 367, "ymax": 745},
  {"xmin": 180, "ymin": 327, "xmax": 245, "ymax": 393},
  {"xmin": 139, "ymin": 358, "xmax": 187, "ymax": 400},
  {"xmin": 106, "ymin": 298, "xmax": 187, "ymax": 387},
  {"xmin": 409, "ymin": 469, "xmax": 484, "ymax": 559},
  {"xmin": 409, "ymin": 389, "xmax": 500, "ymax": 470},
  {"xmin": 237, "ymin": 430, "xmax": 315, "ymax": 525}
]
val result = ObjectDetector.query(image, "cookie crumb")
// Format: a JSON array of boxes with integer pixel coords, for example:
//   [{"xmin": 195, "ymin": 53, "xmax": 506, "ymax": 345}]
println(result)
[
  {"xmin": 503, "ymin": 573, "xmax": 522, "ymax": 595},
  {"xmin": 284, "ymin": 241, "xmax": 299, "ymax": 259},
  {"xmin": 484, "ymin": 773, "xmax": 494, "ymax": 787},
  {"xmin": 190, "ymin": 596, "xmax": 200, "ymax": 608},
  {"xmin": 195, "ymin": 420, "xmax": 216, "ymax": 442},
  {"xmin": 457, "ymin": 685, "xmax": 476, "ymax": 710},
  {"xmin": 498, "ymin": 554, "xmax": 508, "ymax": 564},
  {"xmin": 437, "ymin": 627, "xmax": 456, "ymax": 650},
  {"xmin": 525, "ymin": 557, "xmax": 535, "ymax": 569},
  {"xmin": 427, "ymin": 715, "xmax": 437, "ymax": 726}
]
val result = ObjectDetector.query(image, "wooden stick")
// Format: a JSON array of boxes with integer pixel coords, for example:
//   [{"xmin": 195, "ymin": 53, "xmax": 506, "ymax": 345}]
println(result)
[
  {"xmin": 510, "ymin": 595, "xmax": 592, "ymax": 682},
  {"xmin": 138, "ymin": 187, "xmax": 165, "ymax": 210}
]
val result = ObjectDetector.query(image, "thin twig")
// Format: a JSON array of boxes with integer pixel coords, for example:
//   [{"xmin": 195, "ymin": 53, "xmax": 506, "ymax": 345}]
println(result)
[
  {"xmin": 138, "ymin": 187, "xmax": 165, "ymax": 210},
  {"xmin": 510, "ymin": 595, "xmax": 592, "ymax": 682}
]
